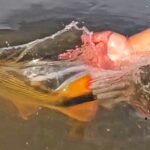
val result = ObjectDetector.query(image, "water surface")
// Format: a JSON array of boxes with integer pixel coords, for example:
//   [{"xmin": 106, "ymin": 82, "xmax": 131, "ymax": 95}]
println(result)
[{"xmin": 0, "ymin": 0, "xmax": 150, "ymax": 150}]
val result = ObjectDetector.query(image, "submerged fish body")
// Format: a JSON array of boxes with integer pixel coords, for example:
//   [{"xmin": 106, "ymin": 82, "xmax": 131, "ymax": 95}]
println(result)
[
  {"xmin": 0, "ymin": 60, "xmax": 97, "ymax": 121},
  {"xmin": 91, "ymin": 55, "xmax": 150, "ymax": 117}
]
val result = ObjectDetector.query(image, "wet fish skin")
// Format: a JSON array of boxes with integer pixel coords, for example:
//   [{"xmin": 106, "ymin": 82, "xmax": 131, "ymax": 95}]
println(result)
[{"xmin": 0, "ymin": 60, "xmax": 97, "ymax": 122}]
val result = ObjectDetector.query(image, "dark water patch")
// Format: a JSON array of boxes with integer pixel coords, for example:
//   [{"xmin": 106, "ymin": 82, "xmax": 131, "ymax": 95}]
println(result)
[
  {"xmin": 0, "ymin": 0, "xmax": 149, "ymax": 47},
  {"xmin": 0, "ymin": 100, "xmax": 150, "ymax": 150}
]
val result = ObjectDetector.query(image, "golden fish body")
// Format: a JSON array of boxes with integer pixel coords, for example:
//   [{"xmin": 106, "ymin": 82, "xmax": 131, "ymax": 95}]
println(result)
[{"xmin": 0, "ymin": 60, "xmax": 97, "ymax": 121}]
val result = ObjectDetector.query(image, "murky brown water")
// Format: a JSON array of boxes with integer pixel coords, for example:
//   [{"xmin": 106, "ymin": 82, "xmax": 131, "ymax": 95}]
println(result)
[{"xmin": 0, "ymin": 0, "xmax": 150, "ymax": 150}]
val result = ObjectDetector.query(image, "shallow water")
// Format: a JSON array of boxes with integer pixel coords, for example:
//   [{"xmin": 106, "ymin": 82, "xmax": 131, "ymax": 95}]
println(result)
[{"xmin": 0, "ymin": 0, "xmax": 150, "ymax": 150}]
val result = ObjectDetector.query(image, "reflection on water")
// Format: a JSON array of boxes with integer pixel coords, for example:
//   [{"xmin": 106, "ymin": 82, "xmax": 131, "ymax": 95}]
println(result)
[
  {"xmin": 0, "ymin": 0, "xmax": 149, "ymax": 47},
  {"xmin": 0, "ymin": 0, "xmax": 150, "ymax": 150},
  {"xmin": 1, "ymin": 100, "xmax": 150, "ymax": 150}
]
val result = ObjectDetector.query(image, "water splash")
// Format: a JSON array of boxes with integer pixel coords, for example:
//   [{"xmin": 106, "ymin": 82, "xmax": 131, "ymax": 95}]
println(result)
[{"xmin": 0, "ymin": 21, "xmax": 92, "ymax": 61}]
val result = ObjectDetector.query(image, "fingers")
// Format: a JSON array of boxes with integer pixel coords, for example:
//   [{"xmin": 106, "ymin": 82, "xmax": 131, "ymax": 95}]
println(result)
[
  {"xmin": 92, "ymin": 82, "xmax": 129, "ymax": 93},
  {"xmin": 90, "ymin": 72, "xmax": 131, "ymax": 109},
  {"xmin": 96, "ymin": 91, "xmax": 123, "ymax": 100},
  {"xmin": 97, "ymin": 96, "xmax": 127, "ymax": 109}
]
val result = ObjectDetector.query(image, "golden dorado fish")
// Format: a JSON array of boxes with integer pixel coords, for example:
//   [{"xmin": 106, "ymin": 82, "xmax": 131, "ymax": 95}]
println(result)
[{"xmin": 0, "ymin": 60, "xmax": 97, "ymax": 121}]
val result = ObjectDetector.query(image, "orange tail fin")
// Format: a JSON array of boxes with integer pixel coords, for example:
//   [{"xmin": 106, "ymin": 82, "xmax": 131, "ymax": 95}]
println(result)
[
  {"xmin": 48, "ymin": 100, "xmax": 98, "ymax": 122},
  {"xmin": 50, "ymin": 74, "xmax": 98, "ymax": 121}
]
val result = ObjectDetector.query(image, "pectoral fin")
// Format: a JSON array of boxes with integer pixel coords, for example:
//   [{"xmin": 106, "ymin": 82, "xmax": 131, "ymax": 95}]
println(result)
[{"xmin": 12, "ymin": 101, "xmax": 40, "ymax": 120}]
